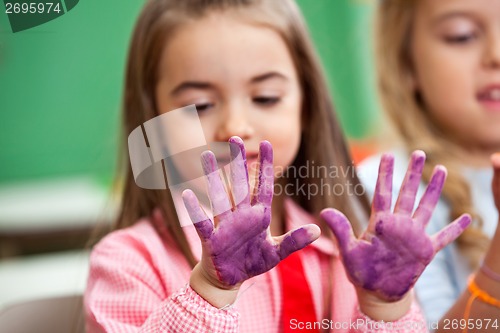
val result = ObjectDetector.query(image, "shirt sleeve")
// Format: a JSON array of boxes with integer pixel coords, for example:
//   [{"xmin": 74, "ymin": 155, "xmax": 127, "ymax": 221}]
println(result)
[
  {"xmin": 84, "ymin": 231, "xmax": 239, "ymax": 333},
  {"xmin": 353, "ymin": 298, "xmax": 428, "ymax": 333}
]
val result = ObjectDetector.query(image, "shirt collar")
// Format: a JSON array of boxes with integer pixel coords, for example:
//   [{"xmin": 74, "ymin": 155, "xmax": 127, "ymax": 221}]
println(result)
[{"xmin": 283, "ymin": 198, "xmax": 339, "ymax": 257}]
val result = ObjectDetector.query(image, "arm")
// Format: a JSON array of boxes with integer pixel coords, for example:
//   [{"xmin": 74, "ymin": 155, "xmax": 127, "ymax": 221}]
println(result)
[
  {"xmin": 322, "ymin": 151, "xmax": 470, "ymax": 327},
  {"xmin": 85, "ymin": 137, "xmax": 320, "ymax": 332},
  {"xmin": 84, "ymin": 231, "xmax": 239, "ymax": 333},
  {"xmin": 435, "ymin": 153, "xmax": 500, "ymax": 333}
]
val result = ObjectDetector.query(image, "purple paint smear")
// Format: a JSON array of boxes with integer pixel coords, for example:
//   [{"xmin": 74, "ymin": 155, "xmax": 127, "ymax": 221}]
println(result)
[
  {"xmin": 182, "ymin": 136, "xmax": 320, "ymax": 287},
  {"xmin": 322, "ymin": 151, "xmax": 471, "ymax": 301}
]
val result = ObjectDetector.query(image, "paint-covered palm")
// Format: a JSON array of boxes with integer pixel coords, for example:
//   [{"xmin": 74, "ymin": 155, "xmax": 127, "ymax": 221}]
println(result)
[
  {"xmin": 182, "ymin": 137, "xmax": 320, "ymax": 289},
  {"xmin": 322, "ymin": 151, "xmax": 471, "ymax": 301}
]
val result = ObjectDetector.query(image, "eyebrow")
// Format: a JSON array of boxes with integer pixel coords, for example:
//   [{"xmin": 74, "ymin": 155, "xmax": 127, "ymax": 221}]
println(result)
[
  {"xmin": 171, "ymin": 81, "xmax": 214, "ymax": 96},
  {"xmin": 250, "ymin": 71, "xmax": 289, "ymax": 84},
  {"xmin": 170, "ymin": 72, "xmax": 289, "ymax": 96}
]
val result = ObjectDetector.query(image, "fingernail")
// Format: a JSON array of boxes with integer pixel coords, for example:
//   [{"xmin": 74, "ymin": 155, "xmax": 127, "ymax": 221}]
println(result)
[{"xmin": 201, "ymin": 151, "xmax": 217, "ymax": 174}]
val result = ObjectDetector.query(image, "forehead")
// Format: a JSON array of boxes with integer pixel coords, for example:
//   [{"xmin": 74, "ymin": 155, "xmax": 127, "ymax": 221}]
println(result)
[
  {"xmin": 416, "ymin": 0, "xmax": 500, "ymax": 20},
  {"xmin": 157, "ymin": 13, "xmax": 296, "ymax": 83}
]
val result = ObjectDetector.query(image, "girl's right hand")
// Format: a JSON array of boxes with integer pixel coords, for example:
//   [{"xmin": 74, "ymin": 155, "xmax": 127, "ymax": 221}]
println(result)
[
  {"xmin": 183, "ymin": 137, "xmax": 320, "ymax": 299},
  {"xmin": 321, "ymin": 151, "xmax": 471, "ymax": 320}
]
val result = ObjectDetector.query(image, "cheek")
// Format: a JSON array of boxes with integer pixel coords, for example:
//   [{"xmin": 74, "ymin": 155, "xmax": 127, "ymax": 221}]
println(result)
[
  {"xmin": 162, "ymin": 113, "xmax": 208, "ymax": 155},
  {"xmin": 420, "ymin": 77, "xmax": 466, "ymax": 112},
  {"xmin": 415, "ymin": 55, "xmax": 474, "ymax": 119},
  {"xmin": 199, "ymin": 115, "xmax": 220, "ymax": 142},
  {"xmin": 265, "ymin": 108, "xmax": 302, "ymax": 170},
  {"xmin": 412, "ymin": 33, "xmax": 475, "ymax": 108},
  {"xmin": 419, "ymin": 79, "xmax": 476, "ymax": 141},
  {"xmin": 414, "ymin": 43, "xmax": 477, "ymax": 107}
]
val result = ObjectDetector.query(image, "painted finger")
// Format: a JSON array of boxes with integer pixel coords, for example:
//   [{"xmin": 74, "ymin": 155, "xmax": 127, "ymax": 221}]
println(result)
[
  {"xmin": 413, "ymin": 165, "xmax": 447, "ymax": 227},
  {"xmin": 372, "ymin": 153, "xmax": 394, "ymax": 215},
  {"xmin": 321, "ymin": 208, "xmax": 357, "ymax": 253},
  {"xmin": 276, "ymin": 224, "xmax": 321, "ymax": 260},
  {"xmin": 201, "ymin": 151, "xmax": 232, "ymax": 219},
  {"xmin": 229, "ymin": 136, "xmax": 250, "ymax": 208},
  {"xmin": 251, "ymin": 141, "xmax": 274, "ymax": 206},
  {"xmin": 431, "ymin": 214, "xmax": 471, "ymax": 253},
  {"xmin": 394, "ymin": 150, "xmax": 425, "ymax": 216},
  {"xmin": 182, "ymin": 189, "xmax": 214, "ymax": 241}
]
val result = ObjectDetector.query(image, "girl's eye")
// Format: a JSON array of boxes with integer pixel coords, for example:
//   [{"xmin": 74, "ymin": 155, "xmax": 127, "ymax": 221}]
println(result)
[
  {"xmin": 195, "ymin": 103, "xmax": 214, "ymax": 113},
  {"xmin": 253, "ymin": 96, "xmax": 281, "ymax": 106},
  {"xmin": 444, "ymin": 32, "xmax": 478, "ymax": 44}
]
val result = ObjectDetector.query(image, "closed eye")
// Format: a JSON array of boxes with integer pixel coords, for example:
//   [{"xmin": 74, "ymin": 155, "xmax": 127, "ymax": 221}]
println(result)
[
  {"xmin": 195, "ymin": 103, "xmax": 214, "ymax": 113},
  {"xmin": 444, "ymin": 32, "xmax": 478, "ymax": 44}
]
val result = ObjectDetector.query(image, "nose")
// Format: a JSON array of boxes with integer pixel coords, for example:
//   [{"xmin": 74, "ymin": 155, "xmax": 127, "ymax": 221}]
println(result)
[
  {"xmin": 214, "ymin": 104, "xmax": 255, "ymax": 142},
  {"xmin": 482, "ymin": 32, "xmax": 500, "ymax": 69}
]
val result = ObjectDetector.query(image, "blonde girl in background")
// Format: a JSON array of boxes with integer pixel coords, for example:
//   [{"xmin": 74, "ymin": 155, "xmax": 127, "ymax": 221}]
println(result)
[
  {"xmin": 360, "ymin": 0, "xmax": 500, "ymax": 330},
  {"xmin": 84, "ymin": 0, "xmax": 470, "ymax": 332}
]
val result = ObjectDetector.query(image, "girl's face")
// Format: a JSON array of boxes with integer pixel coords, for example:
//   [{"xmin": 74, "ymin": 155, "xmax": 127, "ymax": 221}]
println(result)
[
  {"xmin": 410, "ymin": 0, "xmax": 500, "ymax": 153},
  {"xmin": 155, "ymin": 13, "xmax": 302, "ymax": 178}
]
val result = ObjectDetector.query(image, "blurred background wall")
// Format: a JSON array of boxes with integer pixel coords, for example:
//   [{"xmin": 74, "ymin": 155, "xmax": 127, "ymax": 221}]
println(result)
[
  {"xmin": 0, "ymin": 0, "xmax": 379, "ymax": 186},
  {"xmin": 0, "ymin": 0, "xmax": 381, "ymax": 309}
]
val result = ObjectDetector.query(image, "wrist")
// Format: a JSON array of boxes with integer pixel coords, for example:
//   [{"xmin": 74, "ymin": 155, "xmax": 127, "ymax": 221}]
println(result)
[
  {"xmin": 189, "ymin": 263, "xmax": 240, "ymax": 309},
  {"xmin": 475, "ymin": 268, "xmax": 500, "ymax": 299},
  {"xmin": 356, "ymin": 288, "xmax": 413, "ymax": 321}
]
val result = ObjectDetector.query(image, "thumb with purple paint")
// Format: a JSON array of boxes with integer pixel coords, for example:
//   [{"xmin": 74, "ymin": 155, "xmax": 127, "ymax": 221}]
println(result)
[
  {"xmin": 321, "ymin": 150, "xmax": 471, "ymax": 321},
  {"xmin": 185, "ymin": 137, "xmax": 320, "ymax": 308}
]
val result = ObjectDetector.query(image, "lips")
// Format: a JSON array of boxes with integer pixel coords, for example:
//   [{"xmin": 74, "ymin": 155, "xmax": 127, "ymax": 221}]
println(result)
[
  {"xmin": 477, "ymin": 84, "xmax": 500, "ymax": 111},
  {"xmin": 478, "ymin": 86, "xmax": 500, "ymax": 100},
  {"xmin": 245, "ymin": 152, "xmax": 259, "ymax": 161}
]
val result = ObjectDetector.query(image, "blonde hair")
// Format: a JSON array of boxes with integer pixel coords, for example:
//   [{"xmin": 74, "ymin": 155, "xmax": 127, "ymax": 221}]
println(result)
[{"xmin": 374, "ymin": 0, "xmax": 489, "ymax": 268}]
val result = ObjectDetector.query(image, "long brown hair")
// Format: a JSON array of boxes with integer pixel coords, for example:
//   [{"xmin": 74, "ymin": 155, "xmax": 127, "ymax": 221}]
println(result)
[
  {"xmin": 374, "ymin": 0, "xmax": 490, "ymax": 269},
  {"xmin": 115, "ymin": 0, "xmax": 370, "ymax": 267}
]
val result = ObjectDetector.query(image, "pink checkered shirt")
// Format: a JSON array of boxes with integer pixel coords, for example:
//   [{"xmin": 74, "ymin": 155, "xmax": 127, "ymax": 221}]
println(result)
[{"xmin": 84, "ymin": 199, "xmax": 428, "ymax": 332}]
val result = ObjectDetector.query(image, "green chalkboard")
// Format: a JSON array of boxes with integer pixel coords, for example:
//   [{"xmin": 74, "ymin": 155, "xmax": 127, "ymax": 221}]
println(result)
[
  {"xmin": 0, "ymin": 1, "xmax": 143, "ymax": 184},
  {"xmin": 0, "ymin": 0, "xmax": 378, "ymax": 185}
]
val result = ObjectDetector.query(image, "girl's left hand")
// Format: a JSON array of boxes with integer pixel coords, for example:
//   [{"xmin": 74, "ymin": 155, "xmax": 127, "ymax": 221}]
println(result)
[
  {"xmin": 184, "ymin": 137, "xmax": 320, "ymax": 291},
  {"xmin": 321, "ymin": 151, "xmax": 471, "ymax": 302}
]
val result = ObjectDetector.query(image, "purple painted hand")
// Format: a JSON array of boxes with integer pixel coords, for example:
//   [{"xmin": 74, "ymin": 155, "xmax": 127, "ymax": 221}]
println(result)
[
  {"xmin": 183, "ymin": 137, "xmax": 320, "ymax": 289},
  {"xmin": 321, "ymin": 151, "xmax": 471, "ymax": 301}
]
